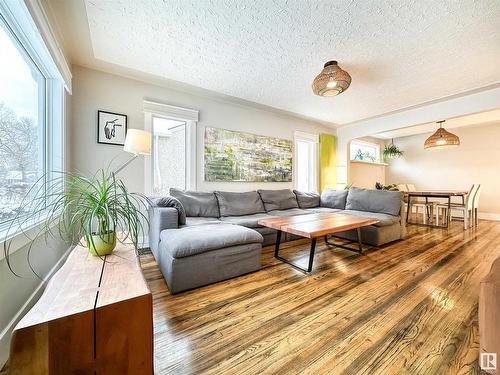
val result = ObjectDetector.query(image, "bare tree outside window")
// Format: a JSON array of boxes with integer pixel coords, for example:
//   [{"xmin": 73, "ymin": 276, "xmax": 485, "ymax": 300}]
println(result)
[
  {"xmin": 0, "ymin": 104, "xmax": 42, "ymax": 224},
  {"xmin": 0, "ymin": 22, "xmax": 44, "ymax": 227}
]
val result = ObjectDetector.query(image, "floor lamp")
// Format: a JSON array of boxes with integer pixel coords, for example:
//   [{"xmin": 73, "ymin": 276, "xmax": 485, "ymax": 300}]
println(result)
[{"xmin": 115, "ymin": 129, "xmax": 151, "ymax": 174}]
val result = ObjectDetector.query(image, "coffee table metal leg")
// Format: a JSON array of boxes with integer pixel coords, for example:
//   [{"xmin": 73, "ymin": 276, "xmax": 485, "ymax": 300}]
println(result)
[
  {"xmin": 324, "ymin": 229, "xmax": 364, "ymax": 254},
  {"xmin": 274, "ymin": 230, "xmax": 282, "ymax": 257},
  {"xmin": 274, "ymin": 233, "xmax": 317, "ymax": 273},
  {"xmin": 356, "ymin": 228, "xmax": 363, "ymax": 253},
  {"xmin": 307, "ymin": 238, "xmax": 317, "ymax": 272}
]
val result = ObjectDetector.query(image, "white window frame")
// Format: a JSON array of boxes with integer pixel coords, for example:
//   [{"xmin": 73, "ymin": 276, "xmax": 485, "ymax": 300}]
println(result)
[
  {"xmin": 349, "ymin": 139, "xmax": 381, "ymax": 163},
  {"xmin": 143, "ymin": 100, "xmax": 199, "ymax": 194},
  {"xmin": 294, "ymin": 131, "xmax": 319, "ymax": 192},
  {"xmin": 0, "ymin": 0, "xmax": 67, "ymax": 253}
]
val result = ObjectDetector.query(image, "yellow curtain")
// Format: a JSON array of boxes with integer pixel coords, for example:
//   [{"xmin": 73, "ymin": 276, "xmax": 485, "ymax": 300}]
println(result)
[{"xmin": 319, "ymin": 133, "xmax": 337, "ymax": 191}]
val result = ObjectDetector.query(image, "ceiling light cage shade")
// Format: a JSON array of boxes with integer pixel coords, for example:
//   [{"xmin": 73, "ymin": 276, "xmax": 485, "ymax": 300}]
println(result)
[
  {"xmin": 424, "ymin": 121, "xmax": 460, "ymax": 150},
  {"xmin": 312, "ymin": 61, "xmax": 351, "ymax": 97}
]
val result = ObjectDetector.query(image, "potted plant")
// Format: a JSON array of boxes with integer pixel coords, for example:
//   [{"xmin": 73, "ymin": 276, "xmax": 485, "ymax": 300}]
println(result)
[
  {"xmin": 383, "ymin": 139, "xmax": 404, "ymax": 160},
  {"xmin": 4, "ymin": 169, "xmax": 149, "ymax": 273}
]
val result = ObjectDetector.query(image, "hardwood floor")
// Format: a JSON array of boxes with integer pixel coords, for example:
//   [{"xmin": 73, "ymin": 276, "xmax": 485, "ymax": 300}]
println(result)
[{"xmin": 140, "ymin": 220, "xmax": 500, "ymax": 374}]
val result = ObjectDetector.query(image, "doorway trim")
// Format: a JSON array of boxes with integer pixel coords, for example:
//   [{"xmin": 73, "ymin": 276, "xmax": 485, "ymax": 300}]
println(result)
[{"xmin": 143, "ymin": 100, "xmax": 199, "ymax": 194}]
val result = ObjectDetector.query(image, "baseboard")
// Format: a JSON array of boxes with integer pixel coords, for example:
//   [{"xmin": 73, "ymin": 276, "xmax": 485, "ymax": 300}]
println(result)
[
  {"xmin": 479, "ymin": 212, "xmax": 500, "ymax": 221},
  {"xmin": 0, "ymin": 245, "xmax": 73, "ymax": 368}
]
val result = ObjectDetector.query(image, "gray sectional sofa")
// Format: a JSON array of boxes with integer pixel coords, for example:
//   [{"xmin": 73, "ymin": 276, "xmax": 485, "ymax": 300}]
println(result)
[{"xmin": 149, "ymin": 187, "xmax": 404, "ymax": 293}]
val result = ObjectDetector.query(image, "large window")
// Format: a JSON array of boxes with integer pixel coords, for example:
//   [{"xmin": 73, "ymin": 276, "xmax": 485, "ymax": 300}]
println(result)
[
  {"xmin": 0, "ymin": 6, "xmax": 65, "ymax": 239},
  {"xmin": 295, "ymin": 132, "xmax": 318, "ymax": 192},
  {"xmin": 0, "ymin": 21, "xmax": 45, "ymax": 227}
]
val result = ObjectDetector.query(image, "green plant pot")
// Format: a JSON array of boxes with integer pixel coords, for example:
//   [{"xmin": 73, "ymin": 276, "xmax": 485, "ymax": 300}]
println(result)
[{"xmin": 86, "ymin": 231, "xmax": 117, "ymax": 256}]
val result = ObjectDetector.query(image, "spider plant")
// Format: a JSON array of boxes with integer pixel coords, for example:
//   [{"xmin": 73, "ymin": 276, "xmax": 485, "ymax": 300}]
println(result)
[
  {"xmin": 3, "ymin": 168, "xmax": 150, "ymax": 276},
  {"xmin": 383, "ymin": 139, "xmax": 404, "ymax": 160}
]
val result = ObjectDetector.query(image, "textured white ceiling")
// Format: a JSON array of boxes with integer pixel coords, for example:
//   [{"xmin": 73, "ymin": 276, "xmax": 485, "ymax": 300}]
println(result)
[{"xmin": 84, "ymin": 0, "xmax": 500, "ymax": 125}]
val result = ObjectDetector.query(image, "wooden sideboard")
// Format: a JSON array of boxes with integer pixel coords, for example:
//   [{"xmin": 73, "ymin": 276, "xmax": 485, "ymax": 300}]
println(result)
[{"xmin": 7, "ymin": 240, "xmax": 153, "ymax": 374}]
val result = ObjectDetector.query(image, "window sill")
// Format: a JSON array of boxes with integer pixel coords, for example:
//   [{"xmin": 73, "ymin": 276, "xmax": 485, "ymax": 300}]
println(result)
[
  {"xmin": 0, "ymin": 217, "xmax": 58, "ymax": 261},
  {"xmin": 350, "ymin": 160, "xmax": 388, "ymax": 167}
]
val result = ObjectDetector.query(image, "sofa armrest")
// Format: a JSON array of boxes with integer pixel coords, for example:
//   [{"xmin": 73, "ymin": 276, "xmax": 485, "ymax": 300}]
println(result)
[{"xmin": 149, "ymin": 207, "xmax": 179, "ymax": 256}]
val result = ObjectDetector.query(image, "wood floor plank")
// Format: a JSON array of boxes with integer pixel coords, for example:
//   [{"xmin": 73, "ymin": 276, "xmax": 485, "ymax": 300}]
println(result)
[{"xmin": 140, "ymin": 220, "xmax": 500, "ymax": 374}]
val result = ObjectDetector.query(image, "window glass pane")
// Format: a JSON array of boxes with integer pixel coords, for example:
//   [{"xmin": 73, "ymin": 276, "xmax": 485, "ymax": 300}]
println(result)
[
  {"xmin": 296, "ymin": 140, "xmax": 310, "ymax": 192},
  {"xmin": 295, "ymin": 137, "xmax": 317, "ymax": 192},
  {"xmin": 350, "ymin": 140, "xmax": 380, "ymax": 162},
  {"xmin": 152, "ymin": 117, "xmax": 186, "ymax": 194},
  {"xmin": 0, "ymin": 22, "xmax": 45, "ymax": 226}
]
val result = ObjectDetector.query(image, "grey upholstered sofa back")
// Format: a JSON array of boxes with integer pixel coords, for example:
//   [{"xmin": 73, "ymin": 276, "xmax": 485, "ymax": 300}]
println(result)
[
  {"xmin": 258, "ymin": 189, "xmax": 299, "ymax": 211},
  {"xmin": 215, "ymin": 191, "xmax": 265, "ymax": 216},
  {"xmin": 345, "ymin": 187, "xmax": 403, "ymax": 216},
  {"xmin": 320, "ymin": 188, "xmax": 348, "ymax": 209},
  {"xmin": 293, "ymin": 190, "xmax": 320, "ymax": 208},
  {"xmin": 170, "ymin": 188, "xmax": 220, "ymax": 217}
]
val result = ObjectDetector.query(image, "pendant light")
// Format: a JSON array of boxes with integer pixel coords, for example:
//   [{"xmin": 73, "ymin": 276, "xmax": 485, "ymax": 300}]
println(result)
[
  {"xmin": 424, "ymin": 120, "xmax": 460, "ymax": 149},
  {"xmin": 312, "ymin": 61, "xmax": 351, "ymax": 97}
]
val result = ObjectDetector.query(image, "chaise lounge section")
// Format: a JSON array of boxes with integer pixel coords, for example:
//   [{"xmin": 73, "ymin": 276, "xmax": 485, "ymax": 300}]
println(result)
[{"xmin": 149, "ymin": 187, "xmax": 404, "ymax": 293}]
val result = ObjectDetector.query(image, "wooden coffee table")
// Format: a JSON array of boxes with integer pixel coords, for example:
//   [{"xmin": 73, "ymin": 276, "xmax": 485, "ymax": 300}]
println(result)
[{"xmin": 258, "ymin": 213, "xmax": 379, "ymax": 273}]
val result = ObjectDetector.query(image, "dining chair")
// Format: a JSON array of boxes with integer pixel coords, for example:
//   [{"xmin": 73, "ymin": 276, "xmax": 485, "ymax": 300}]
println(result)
[
  {"xmin": 397, "ymin": 184, "xmax": 408, "ymax": 192},
  {"xmin": 406, "ymin": 184, "xmax": 434, "ymax": 224},
  {"xmin": 472, "ymin": 184, "xmax": 482, "ymax": 226},
  {"xmin": 435, "ymin": 184, "xmax": 477, "ymax": 229}
]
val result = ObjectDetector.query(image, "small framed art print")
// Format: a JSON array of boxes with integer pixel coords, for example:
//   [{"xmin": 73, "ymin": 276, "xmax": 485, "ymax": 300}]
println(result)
[{"xmin": 97, "ymin": 110, "xmax": 128, "ymax": 146}]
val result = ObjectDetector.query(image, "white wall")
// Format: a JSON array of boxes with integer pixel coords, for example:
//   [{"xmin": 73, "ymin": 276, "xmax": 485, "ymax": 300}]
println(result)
[
  {"xmin": 385, "ymin": 122, "xmax": 500, "ymax": 219},
  {"xmin": 350, "ymin": 161, "xmax": 386, "ymax": 189},
  {"xmin": 71, "ymin": 65, "xmax": 336, "ymax": 193}
]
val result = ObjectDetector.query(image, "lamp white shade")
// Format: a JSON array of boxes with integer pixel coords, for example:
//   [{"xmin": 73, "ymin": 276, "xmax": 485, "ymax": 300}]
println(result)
[{"xmin": 124, "ymin": 129, "xmax": 151, "ymax": 155}]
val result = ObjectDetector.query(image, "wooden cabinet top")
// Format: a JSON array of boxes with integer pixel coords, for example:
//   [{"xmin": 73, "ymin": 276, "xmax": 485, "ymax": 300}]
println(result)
[{"xmin": 16, "ymin": 240, "xmax": 150, "ymax": 330}]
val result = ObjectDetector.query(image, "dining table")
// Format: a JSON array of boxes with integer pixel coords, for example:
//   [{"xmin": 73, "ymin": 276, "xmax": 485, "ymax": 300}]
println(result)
[{"xmin": 405, "ymin": 190, "xmax": 469, "ymax": 228}]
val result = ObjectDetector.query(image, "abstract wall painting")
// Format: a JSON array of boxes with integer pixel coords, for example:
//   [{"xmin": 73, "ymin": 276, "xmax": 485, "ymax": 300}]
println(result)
[{"xmin": 204, "ymin": 127, "xmax": 292, "ymax": 182}]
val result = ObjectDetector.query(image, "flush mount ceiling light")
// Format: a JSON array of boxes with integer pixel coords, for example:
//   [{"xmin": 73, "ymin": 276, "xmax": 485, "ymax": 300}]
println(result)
[
  {"xmin": 312, "ymin": 60, "xmax": 351, "ymax": 97},
  {"xmin": 424, "ymin": 120, "xmax": 460, "ymax": 150}
]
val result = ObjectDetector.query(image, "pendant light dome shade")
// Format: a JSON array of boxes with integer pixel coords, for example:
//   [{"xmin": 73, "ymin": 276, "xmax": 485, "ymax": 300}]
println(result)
[
  {"xmin": 312, "ymin": 61, "xmax": 351, "ymax": 97},
  {"xmin": 424, "ymin": 120, "xmax": 460, "ymax": 150}
]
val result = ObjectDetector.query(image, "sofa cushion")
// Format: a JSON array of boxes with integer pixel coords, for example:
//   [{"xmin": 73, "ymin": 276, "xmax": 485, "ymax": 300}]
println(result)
[
  {"xmin": 160, "ymin": 223, "xmax": 263, "ymax": 258},
  {"xmin": 293, "ymin": 190, "xmax": 320, "ymax": 208},
  {"xmin": 170, "ymin": 188, "xmax": 220, "ymax": 217},
  {"xmin": 253, "ymin": 226, "xmax": 277, "ymax": 236},
  {"xmin": 219, "ymin": 213, "xmax": 273, "ymax": 228},
  {"xmin": 303, "ymin": 207, "xmax": 342, "ymax": 214},
  {"xmin": 149, "ymin": 195, "xmax": 186, "ymax": 225},
  {"xmin": 184, "ymin": 217, "xmax": 221, "ymax": 226},
  {"xmin": 342, "ymin": 210, "xmax": 400, "ymax": 227},
  {"xmin": 320, "ymin": 188, "xmax": 348, "ymax": 209},
  {"xmin": 267, "ymin": 208, "xmax": 311, "ymax": 217},
  {"xmin": 215, "ymin": 191, "xmax": 265, "ymax": 216},
  {"xmin": 258, "ymin": 189, "xmax": 298, "ymax": 211},
  {"xmin": 345, "ymin": 187, "xmax": 402, "ymax": 216}
]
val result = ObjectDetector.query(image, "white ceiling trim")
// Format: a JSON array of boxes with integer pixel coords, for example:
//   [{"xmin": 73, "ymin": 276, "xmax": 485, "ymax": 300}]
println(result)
[{"xmin": 337, "ymin": 85, "xmax": 500, "ymax": 142}]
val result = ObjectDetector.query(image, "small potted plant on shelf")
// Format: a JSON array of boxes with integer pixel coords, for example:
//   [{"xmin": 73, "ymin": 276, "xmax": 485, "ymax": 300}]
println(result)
[
  {"xmin": 3, "ymin": 168, "xmax": 149, "ymax": 275},
  {"xmin": 383, "ymin": 139, "xmax": 404, "ymax": 160}
]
